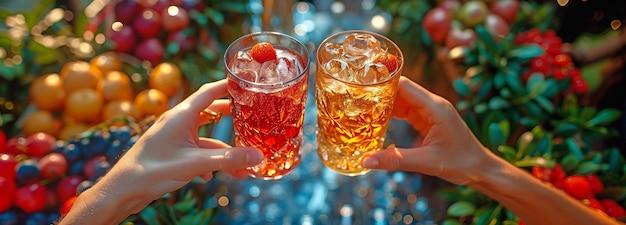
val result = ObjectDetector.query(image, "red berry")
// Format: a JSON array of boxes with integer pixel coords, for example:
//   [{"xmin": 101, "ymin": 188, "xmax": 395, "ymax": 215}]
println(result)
[
  {"xmin": 38, "ymin": 152, "xmax": 68, "ymax": 179},
  {"xmin": 56, "ymin": 175, "xmax": 84, "ymax": 203},
  {"xmin": 570, "ymin": 74, "xmax": 588, "ymax": 94},
  {"xmin": 0, "ymin": 153, "xmax": 18, "ymax": 180},
  {"xmin": 561, "ymin": 175, "xmax": 593, "ymax": 200},
  {"xmin": 551, "ymin": 68, "xmax": 566, "ymax": 80},
  {"xmin": 553, "ymin": 53, "xmax": 572, "ymax": 67},
  {"xmin": 585, "ymin": 174, "xmax": 604, "ymax": 194},
  {"xmin": 518, "ymin": 220, "xmax": 525, "ymax": 225},
  {"xmin": 531, "ymin": 163, "xmax": 566, "ymax": 185},
  {"xmin": 133, "ymin": 9, "xmax": 161, "ymax": 38},
  {"xmin": 375, "ymin": 53, "xmax": 399, "ymax": 73},
  {"xmin": 25, "ymin": 132, "xmax": 56, "ymax": 158},
  {"xmin": 15, "ymin": 182, "xmax": 48, "ymax": 213},
  {"xmin": 4, "ymin": 137, "xmax": 27, "ymax": 155},
  {"xmin": 600, "ymin": 199, "xmax": 626, "ymax": 219},
  {"xmin": 0, "ymin": 130, "xmax": 6, "ymax": 153},
  {"xmin": 422, "ymin": 7, "xmax": 452, "ymax": 43},
  {"xmin": 250, "ymin": 42, "xmax": 277, "ymax": 63},
  {"xmin": 0, "ymin": 176, "xmax": 16, "ymax": 212},
  {"xmin": 60, "ymin": 195, "xmax": 78, "ymax": 217},
  {"xmin": 530, "ymin": 55, "xmax": 550, "ymax": 74},
  {"xmin": 582, "ymin": 198, "xmax": 606, "ymax": 213}
]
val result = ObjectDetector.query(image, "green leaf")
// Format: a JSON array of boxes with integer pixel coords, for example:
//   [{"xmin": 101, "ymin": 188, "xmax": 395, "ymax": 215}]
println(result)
[
  {"xmin": 139, "ymin": 205, "xmax": 160, "ymax": 225},
  {"xmin": 560, "ymin": 153, "xmax": 579, "ymax": 172},
  {"xmin": 566, "ymin": 138, "xmax": 584, "ymax": 161},
  {"xmin": 514, "ymin": 157, "xmax": 553, "ymax": 168},
  {"xmin": 456, "ymin": 100, "xmax": 471, "ymax": 111},
  {"xmin": 504, "ymin": 72, "xmax": 524, "ymax": 95},
  {"xmin": 553, "ymin": 123, "xmax": 580, "ymax": 137},
  {"xmin": 475, "ymin": 25, "xmax": 496, "ymax": 52},
  {"xmin": 453, "ymin": 79, "xmax": 471, "ymax": 96},
  {"xmin": 477, "ymin": 78, "xmax": 493, "ymax": 101},
  {"xmin": 476, "ymin": 204, "xmax": 503, "ymax": 225},
  {"xmin": 516, "ymin": 132, "xmax": 534, "ymax": 158},
  {"xmin": 534, "ymin": 95, "xmax": 554, "ymax": 114},
  {"xmin": 488, "ymin": 97, "xmax": 510, "ymax": 110},
  {"xmin": 506, "ymin": 44, "xmax": 545, "ymax": 61},
  {"xmin": 205, "ymin": 8, "xmax": 225, "ymax": 26},
  {"xmin": 526, "ymin": 73, "xmax": 546, "ymax": 96},
  {"xmin": 488, "ymin": 123, "xmax": 506, "ymax": 148},
  {"xmin": 587, "ymin": 109, "xmax": 621, "ymax": 127},
  {"xmin": 520, "ymin": 117, "xmax": 540, "ymax": 127},
  {"xmin": 474, "ymin": 103, "xmax": 488, "ymax": 114},
  {"xmin": 608, "ymin": 148, "xmax": 623, "ymax": 173},
  {"xmin": 173, "ymin": 198, "xmax": 197, "ymax": 213},
  {"xmin": 442, "ymin": 219, "xmax": 463, "ymax": 225},
  {"xmin": 524, "ymin": 101, "xmax": 542, "ymax": 117},
  {"xmin": 574, "ymin": 161, "xmax": 602, "ymax": 175},
  {"xmin": 447, "ymin": 201, "xmax": 476, "ymax": 217},
  {"xmin": 494, "ymin": 70, "xmax": 506, "ymax": 89},
  {"xmin": 498, "ymin": 145, "xmax": 517, "ymax": 162}
]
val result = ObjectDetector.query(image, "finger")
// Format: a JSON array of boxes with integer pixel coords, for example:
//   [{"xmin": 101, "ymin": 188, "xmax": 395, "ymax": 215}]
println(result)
[
  {"xmin": 207, "ymin": 99, "xmax": 232, "ymax": 116},
  {"xmin": 361, "ymin": 146, "xmax": 441, "ymax": 175},
  {"xmin": 225, "ymin": 169, "xmax": 251, "ymax": 179},
  {"xmin": 200, "ymin": 172, "xmax": 213, "ymax": 182},
  {"xmin": 190, "ymin": 146, "xmax": 263, "ymax": 171},
  {"xmin": 197, "ymin": 137, "xmax": 231, "ymax": 149},
  {"xmin": 397, "ymin": 77, "xmax": 449, "ymax": 116},
  {"xmin": 180, "ymin": 80, "xmax": 229, "ymax": 116}
]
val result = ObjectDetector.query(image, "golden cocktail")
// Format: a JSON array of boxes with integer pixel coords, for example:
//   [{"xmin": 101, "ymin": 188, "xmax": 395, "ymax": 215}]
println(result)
[{"xmin": 316, "ymin": 30, "xmax": 403, "ymax": 176}]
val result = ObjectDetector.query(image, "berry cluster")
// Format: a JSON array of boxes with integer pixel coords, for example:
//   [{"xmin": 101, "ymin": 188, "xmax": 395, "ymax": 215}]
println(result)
[
  {"xmin": 515, "ymin": 28, "xmax": 589, "ymax": 94},
  {"xmin": 531, "ymin": 163, "xmax": 626, "ymax": 220},
  {"xmin": 0, "ymin": 125, "xmax": 138, "ymax": 224},
  {"xmin": 89, "ymin": 0, "xmax": 205, "ymax": 65}
]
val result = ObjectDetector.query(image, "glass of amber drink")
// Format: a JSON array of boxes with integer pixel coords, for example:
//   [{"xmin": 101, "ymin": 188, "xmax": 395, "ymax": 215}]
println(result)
[
  {"xmin": 316, "ymin": 30, "xmax": 403, "ymax": 176},
  {"xmin": 225, "ymin": 32, "xmax": 310, "ymax": 180}
]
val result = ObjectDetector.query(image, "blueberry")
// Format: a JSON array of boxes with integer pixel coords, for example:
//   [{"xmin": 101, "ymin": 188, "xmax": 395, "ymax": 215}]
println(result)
[
  {"xmin": 61, "ymin": 143, "xmax": 82, "ymax": 163},
  {"xmin": 76, "ymin": 180, "xmax": 94, "ymax": 195},
  {"xmin": 105, "ymin": 139, "xmax": 124, "ymax": 165},
  {"xmin": 24, "ymin": 212, "xmax": 47, "ymax": 225},
  {"xmin": 47, "ymin": 213, "xmax": 60, "ymax": 224},
  {"xmin": 89, "ymin": 130, "xmax": 111, "ymax": 155},
  {"xmin": 80, "ymin": 138, "xmax": 96, "ymax": 159},
  {"xmin": 91, "ymin": 161, "xmax": 111, "ymax": 181},
  {"xmin": 15, "ymin": 159, "xmax": 40, "ymax": 184},
  {"xmin": 53, "ymin": 140, "xmax": 66, "ymax": 153},
  {"xmin": 68, "ymin": 160, "xmax": 85, "ymax": 176},
  {"xmin": 110, "ymin": 126, "xmax": 132, "ymax": 143},
  {"xmin": 0, "ymin": 210, "xmax": 18, "ymax": 225},
  {"xmin": 125, "ymin": 135, "xmax": 139, "ymax": 149}
]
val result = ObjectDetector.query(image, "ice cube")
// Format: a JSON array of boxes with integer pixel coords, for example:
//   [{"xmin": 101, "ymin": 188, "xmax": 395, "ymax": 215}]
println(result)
[
  {"xmin": 324, "ymin": 59, "xmax": 357, "ymax": 81},
  {"xmin": 357, "ymin": 63, "xmax": 389, "ymax": 84},
  {"xmin": 230, "ymin": 51, "xmax": 261, "ymax": 82},
  {"xmin": 320, "ymin": 42, "xmax": 344, "ymax": 62},
  {"xmin": 342, "ymin": 54, "xmax": 369, "ymax": 69},
  {"xmin": 258, "ymin": 60, "xmax": 281, "ymax": 84},
  {"xmin": 275, "ymin": 57, "xmax": 299, "ymax": 81},
  {"xmin": 342, "ymin": 33, "xmax": 380, "ymax": 57}
]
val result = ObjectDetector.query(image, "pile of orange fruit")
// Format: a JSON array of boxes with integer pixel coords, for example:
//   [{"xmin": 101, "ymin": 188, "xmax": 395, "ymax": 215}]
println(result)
[{"xmin": 23, "ymin": 52, "xmax": 184, "ymax": 141}]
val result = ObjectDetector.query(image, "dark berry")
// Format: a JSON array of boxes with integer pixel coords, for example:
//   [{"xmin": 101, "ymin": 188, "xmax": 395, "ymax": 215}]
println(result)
[
  {"xmin": 25, "ymin": 212, "xmax": 47, "ymax": 225},
  {"xmin": 61, "ymin": 144, "xmax": 82, "ymax": 163},
  {"xmin": 0, "ymin": 210, "xmax": 19, "ymax": 225},
  {"xmin": 15, "ymin": 159, "xmax": 41, "ymax": 184}
]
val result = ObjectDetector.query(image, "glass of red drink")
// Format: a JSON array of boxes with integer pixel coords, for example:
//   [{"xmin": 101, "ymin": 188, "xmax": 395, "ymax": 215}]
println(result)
[{"xmin": 224, "ymin": 32, "xmax": 310, "ymax": 180}]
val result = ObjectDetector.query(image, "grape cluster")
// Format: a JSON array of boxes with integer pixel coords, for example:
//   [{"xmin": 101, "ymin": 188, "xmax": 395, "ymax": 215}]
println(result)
[
  {"xmin": 0, "ymin": 124, "xmax": 138, "ymax": 225},
  {"xmin": 530, "ymin": 163, "xmax": 626, "ymax": 222},
  {"xmin": 515, "ymin": 28, "xmax": 589, "ymax": 94}
]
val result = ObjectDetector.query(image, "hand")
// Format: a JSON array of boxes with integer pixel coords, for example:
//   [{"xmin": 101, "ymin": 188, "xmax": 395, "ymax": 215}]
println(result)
[
  {"xmin": 361, "ymin": 76, "xmax": 494, "ymax": 185},
  {"xmin": 60, "ymin": 80, "xmax": 263, "ymax": 225}
]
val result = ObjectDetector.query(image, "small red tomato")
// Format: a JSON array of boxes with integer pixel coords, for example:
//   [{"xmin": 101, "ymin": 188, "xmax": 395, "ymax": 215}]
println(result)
[
  {"xmin": 60, "ymin": 195, "xmax": 78, "ymax": 217},
  {"xmin": 375, "ymin": 53, "xmax": 399, "ymax": 73},
  {"xmin": 600, "ymin": 199, "xmax": 626, "ymax": 219},
  {"xmin": 585, "ymin": 174, "xmax": 604, "ymax": 194},
  {"xmin": 250, "ymin": 42, "xmax": 277, "ymax": 63},
  {"xmin": 0, "ymin": 176, "xmax": 16, "ymax": 212},
  {"xmin": 15, "ymin": 182, "xmax": 48, "ymax": 213},
  {"xmin": 561, "ymin": 175, "xmax": 593, "ymax": 200}
]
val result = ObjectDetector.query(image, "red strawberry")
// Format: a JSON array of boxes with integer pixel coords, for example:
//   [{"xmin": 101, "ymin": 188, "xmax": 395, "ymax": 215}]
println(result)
[
  {"xmin": 376, "ymin": 53, "xmax": 399, "ymax": 73},
  {"xmin": 250, "ymin": 42, "xmax": 277, "ymax": 63}
]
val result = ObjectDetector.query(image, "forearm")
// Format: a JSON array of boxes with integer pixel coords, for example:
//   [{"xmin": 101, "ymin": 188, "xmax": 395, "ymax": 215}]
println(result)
[{"xmin": 470, "ymin": 151, "xmax": 619, "ymax": 225}]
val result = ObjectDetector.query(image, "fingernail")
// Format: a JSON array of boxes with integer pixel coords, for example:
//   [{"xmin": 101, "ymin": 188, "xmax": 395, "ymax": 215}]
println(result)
[
  {"xmin": 362, "ymin": 157, "xmax": 379, "ymax": 168},
  {"xmin": 245, "ymin": 149, "xmax": 263, "ymax": 165}
]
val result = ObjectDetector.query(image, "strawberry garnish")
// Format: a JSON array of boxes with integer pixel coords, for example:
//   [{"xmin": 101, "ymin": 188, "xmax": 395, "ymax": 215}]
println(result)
[
  {"xmin": 250, "ymin": 42, "xmax": 277, "ymax": 63},
  {"xmin": 376, "ymin": 53, "xmax": 399, "ymax": 72}
]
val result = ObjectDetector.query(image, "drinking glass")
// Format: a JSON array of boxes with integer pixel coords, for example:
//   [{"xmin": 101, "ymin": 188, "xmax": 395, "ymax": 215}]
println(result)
[
  {"xmin": 224, "ymin": 32, "xmax": 310, "ymax": 180},
  {"xmin": 315, "ymin": 30, "xmax": 403, "ymax": 176}
]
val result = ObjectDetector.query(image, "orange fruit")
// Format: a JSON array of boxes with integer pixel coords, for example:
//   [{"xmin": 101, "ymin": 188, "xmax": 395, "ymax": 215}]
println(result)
[
  {"xmin": 102, "ymin": 100, "xmax": 141, "ymax": 122},
  {"xmin": 22, "ymin": 110, "xmax": 62, "ymax": 137},
  {"xmin": 134, "ymin": 89, "xmax": 169, "ymax": 118},
  {"xmin": 149, "ymin": 62, "xmax": 183, "ymax": 97},
  {"xmin": 90, "ymin": 52, "xmax": 122, "ymax": 74},
  {"xmin": 29, "ymin": 73, "xmax": 65, "ymax": 111},
  {"xmin": 58, "ymin": 123, "xmax": 90, "ymax": 141},
  {"xmin": 65, "ymin": 88, "xmax": 104, "ymax": 123},
  {"xmin": 99, "ymin": 71, "xmax": 133, "ymax": 102},
  {"xmin": 60, "ymin": 61, "xmax": 103, "ymax": 94}
]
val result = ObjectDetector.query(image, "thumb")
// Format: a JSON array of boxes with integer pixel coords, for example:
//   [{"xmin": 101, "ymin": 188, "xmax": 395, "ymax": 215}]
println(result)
[{"xmin": 192, "ymin": 147, "xmax": 263, "ymax": 172}]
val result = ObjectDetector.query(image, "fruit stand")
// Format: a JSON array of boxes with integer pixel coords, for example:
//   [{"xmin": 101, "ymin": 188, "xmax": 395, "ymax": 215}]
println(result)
[{"xmin": 1, "ymin": 0, "xmax": 626, "ymax": 224}]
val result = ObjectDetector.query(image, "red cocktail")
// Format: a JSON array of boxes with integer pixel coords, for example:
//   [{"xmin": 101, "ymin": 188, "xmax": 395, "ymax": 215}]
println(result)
[{"xmin": 224, "ymin": 32, "xmax": 309, "ymax": 180}]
